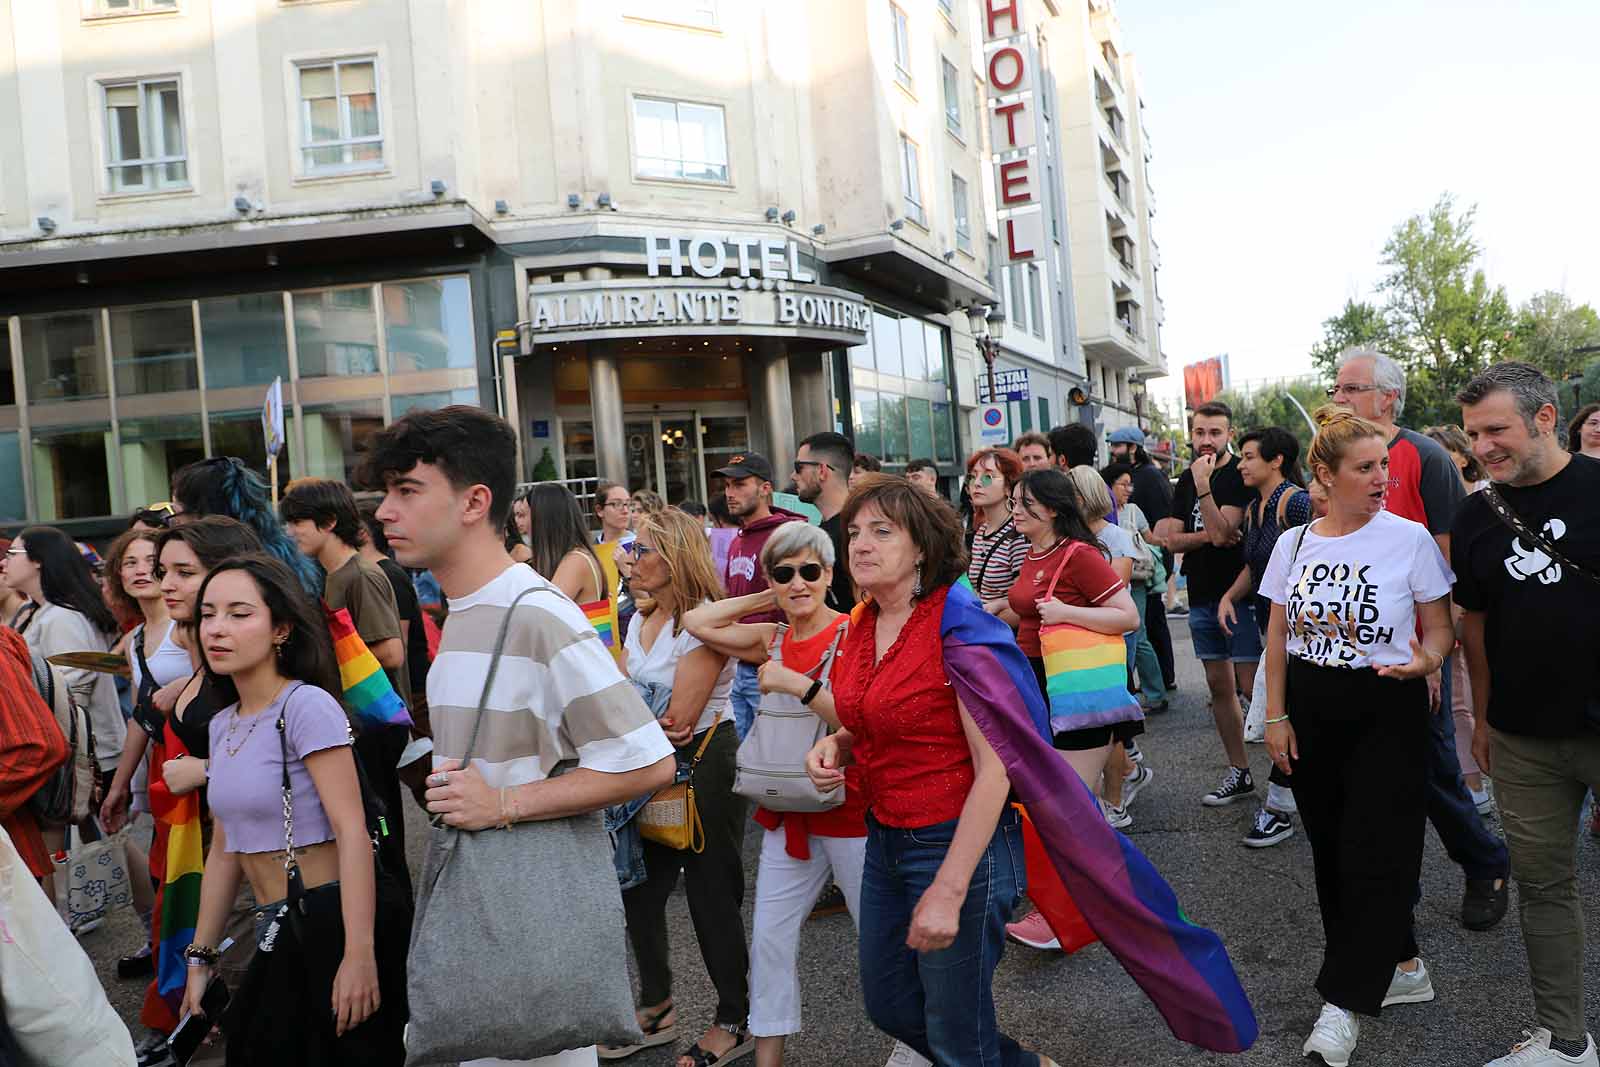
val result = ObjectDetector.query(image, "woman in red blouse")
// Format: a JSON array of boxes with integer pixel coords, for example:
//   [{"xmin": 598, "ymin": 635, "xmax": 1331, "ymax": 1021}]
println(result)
[
  {"xmin": 805, "ymin": 475, "xmax": 1055, "ymax": 1067},
  {"xmin": 686, "ymin": 520, "xmax": 908, "ymax": 1067}
]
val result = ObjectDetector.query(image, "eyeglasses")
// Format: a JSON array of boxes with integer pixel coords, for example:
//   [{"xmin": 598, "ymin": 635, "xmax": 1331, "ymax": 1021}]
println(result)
[
  {"xmin": 1326, "ymin": 384, "xmax": 1380, "ymax": 398},
  {"xmin": 4, "ymin": 548, "xmax": 25, "ymax": 557},
  {"xmin": 627, "ymin": 542, "xmax": 657, "ymax": 558},
  {"xmin": 770, "ymin": 562, "xmax": 824, "ymax": 584},
  {"xmin": 600, "ymin": 500, "xmax": 630, "ymax": 510}
]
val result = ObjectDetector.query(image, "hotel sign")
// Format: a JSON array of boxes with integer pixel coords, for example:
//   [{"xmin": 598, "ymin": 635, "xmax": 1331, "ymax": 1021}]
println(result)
[
  {"xmin": 982, "ymin": 0, "xmax": 1045, "ymax": 265},
  {"xmin": 526, "ymin": 230, "xmax": 871, "ymax": 345}
]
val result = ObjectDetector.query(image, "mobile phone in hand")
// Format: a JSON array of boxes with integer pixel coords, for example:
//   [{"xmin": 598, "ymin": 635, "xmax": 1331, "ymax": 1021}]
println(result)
[{"xmin": 167, "ymin": 977, "xmax": 230, "ymax": 1065}]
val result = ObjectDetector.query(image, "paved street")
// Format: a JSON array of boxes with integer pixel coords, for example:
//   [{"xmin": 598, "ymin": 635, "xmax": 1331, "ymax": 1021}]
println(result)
[{"xmin": 86, "ymin": 619, "xmax": 1600, "ymax": 1066}]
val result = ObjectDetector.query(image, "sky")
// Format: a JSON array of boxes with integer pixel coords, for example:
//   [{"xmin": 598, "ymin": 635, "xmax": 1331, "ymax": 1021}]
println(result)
[{"xmin": 1110, "ymin": 0, "xmax": 1600, "ymax": 411}]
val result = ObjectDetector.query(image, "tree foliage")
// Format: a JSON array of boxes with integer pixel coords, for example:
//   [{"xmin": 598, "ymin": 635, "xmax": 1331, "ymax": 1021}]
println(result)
[
  {"xmin": 1214, "ymin": 378, "xmax": 1326, "ymax": 479},
  {"xmin": 1512, "ymin": 291, "xmax": 1600, "ymax": 414}
]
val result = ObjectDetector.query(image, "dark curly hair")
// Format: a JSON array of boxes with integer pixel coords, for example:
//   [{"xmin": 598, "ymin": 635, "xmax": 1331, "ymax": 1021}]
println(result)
[{"xmin": 840, "ymin": 473, "xmax": 968, "ymax": 595}]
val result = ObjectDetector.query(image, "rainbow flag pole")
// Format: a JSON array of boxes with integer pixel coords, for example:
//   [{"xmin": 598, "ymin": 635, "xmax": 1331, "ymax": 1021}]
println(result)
[{"xmin": 325, "ymin": 605, "xmax": 412, "ymax": 728}]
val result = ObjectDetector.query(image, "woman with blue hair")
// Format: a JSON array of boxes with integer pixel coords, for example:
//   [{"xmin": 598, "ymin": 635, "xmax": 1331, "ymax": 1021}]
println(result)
[{"xmin": 170, "ymin": 457, "xmax": 322, "ymax": 594}]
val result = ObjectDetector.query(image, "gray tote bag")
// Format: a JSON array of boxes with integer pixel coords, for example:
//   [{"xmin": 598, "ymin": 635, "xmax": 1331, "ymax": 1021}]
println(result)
[
  {"xmin": 404, "ymin": 586, "xmax": 643, "ymax": 1066},
  {"xmin": 731, "ymin": 621, "xmax": 848, "ymax": 812}
]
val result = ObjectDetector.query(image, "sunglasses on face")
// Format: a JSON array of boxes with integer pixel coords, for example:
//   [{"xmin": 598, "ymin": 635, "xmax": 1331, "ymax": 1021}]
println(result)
[
  {"xmin": 770, "ymin": 562, "xmax": 823, "ymax": 584},
  {"xmin": 793, "ymin": 460, "xmax": 833, "ymax": 473},
  {"xmin": 972, "ymin": 473, "xmax": 1001, "ymax": 488}
]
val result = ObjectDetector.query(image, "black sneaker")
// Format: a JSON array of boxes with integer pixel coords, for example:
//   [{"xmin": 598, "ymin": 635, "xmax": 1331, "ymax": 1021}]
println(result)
[
  {"xmin": 1202, "ymin": 767, "xmax": 1255, "ymax": 807},
  {"xmin": 1462, "ymin": 878, "xmax": 1509, "ymax": 931},
  {"xmin": 1242, "ymin": 807, "xmax": 1295, "ymax": 848},
  {"xmin": 118, "ymin": 944, "xmax": 155, "ymax": 979}
]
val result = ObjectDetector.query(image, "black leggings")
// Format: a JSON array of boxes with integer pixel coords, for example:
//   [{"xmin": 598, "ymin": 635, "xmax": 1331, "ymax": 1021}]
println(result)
[{"xmin": 1287, "ymin": 657, "xmax": 1427, "ymax": 1015}]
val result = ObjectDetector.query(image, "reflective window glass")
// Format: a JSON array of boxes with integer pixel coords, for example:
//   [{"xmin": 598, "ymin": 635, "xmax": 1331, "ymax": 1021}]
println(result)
[
  {"xmin": 0, "ymin": 327, "xmax": 13, "ymax": 407},
  {"xmin": 302, "ymin": 399, "xmax": 383, "ymax": 484},
  {"xmin": 853, "ymin": 390, "xmax": 881, "ymax": 457},
  {"xmin": 932, "ymin": 401, "xmax": 955, "ymax": 462},
  {"xmin": 907, "ymin": 397, "xmax": 934, "ymax": 462},
  {"xmin": 21, "ymin": 312, "xmax": 106, "ymax": 402},
  {"xmin": 110, "ymin": 303, "xmax": 196, "ymax": 396},
  {"xmin": 923, "ymin": 322, "xmax": 946, "ymax": 382},
  {"xmin": 200, "ymin": 293, "xmax": 289, "ymax": 389},
  {"xmin": 118, "ymin": 415, "xmax": 203, "ymax": 509},
  {"xmin": 880, "ymin": 393, "xmax": 909, "ymax": 462},
  {"xmin": 211, "ymin": 409, "xmax": 295, "ymax": 485},
  {"xmin": 392, "ymin": 387, "xmax": 480, "ymax": 414},
  {"xmin": 0, "ymin": 433, "xmax": 22, "ymax": 525},
  {"xmin": 871, "ymin": 312, "xmax": 902, "ymax": 378},
  {"xmin": 31, "ymin": 425, "xmax": 113, "ymax": 520},
  {"xmin": 383, "ymin": 277, "xmax": 475, "ymax": 373},
  {"xmin": 899, "ymin": 317, "xmax": 927, "ymax": 380},
  {"xmin": 293, "ymin": 287, "xmax": 379, "ymax": 378}
]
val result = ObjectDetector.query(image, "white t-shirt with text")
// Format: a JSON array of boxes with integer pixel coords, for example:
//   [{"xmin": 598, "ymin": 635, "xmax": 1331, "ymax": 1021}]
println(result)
[{"xmin": 1261, "ymin": 509, "xmax": 1452, "ymax": 669}]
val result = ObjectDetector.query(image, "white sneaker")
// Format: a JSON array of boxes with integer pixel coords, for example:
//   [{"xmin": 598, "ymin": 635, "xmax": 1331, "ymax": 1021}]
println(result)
[
  {"xmin": 885, "ymin": 1040, "xmax": 932, "ymax": 1066},
  {"xmin": 1485, "ymin": 1029, "xmax": 1600, "ymax": 1066},
  {"xmin": 1381, "ymin": 959, "xmax": 1435, "ymax": 1006},
  {"xmin": 1122, "ymin": 765, "xmax": 1154, "ymax": 807},
  {"xmin": 1103, "ymin": 801, "xmax": 1132, "ymax": 829},
  {"xmin": 1303, "ymin": 1002, "xmax": 1359, "ymax": 1066}
]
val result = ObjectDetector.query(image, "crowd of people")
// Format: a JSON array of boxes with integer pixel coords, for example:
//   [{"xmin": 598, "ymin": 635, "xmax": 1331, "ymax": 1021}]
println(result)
[{"xmin": 0, "ymin": 351, "xmax": 1596, "ymax": 1067}]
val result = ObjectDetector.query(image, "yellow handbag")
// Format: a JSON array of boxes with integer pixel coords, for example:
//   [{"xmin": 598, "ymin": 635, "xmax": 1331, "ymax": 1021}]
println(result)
[{"xmin": 636, "ymin": 719, "xmax": 721, "ymax": 852}]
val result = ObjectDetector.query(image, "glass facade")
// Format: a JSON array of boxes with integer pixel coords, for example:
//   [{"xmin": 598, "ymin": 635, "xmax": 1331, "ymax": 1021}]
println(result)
[
  {"xmin": 1, "ymin": 273, "xmax": 478, "ymax": 525},
  {"xmin": 844, "ymin": 305, "xmax": 957, "ymax": 467}
]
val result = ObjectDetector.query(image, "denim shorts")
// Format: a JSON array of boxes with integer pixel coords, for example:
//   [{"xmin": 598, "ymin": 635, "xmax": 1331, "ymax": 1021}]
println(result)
[{"xmin": 1188, "ymin": 600, "xmax": 1262, "ymax": 663}]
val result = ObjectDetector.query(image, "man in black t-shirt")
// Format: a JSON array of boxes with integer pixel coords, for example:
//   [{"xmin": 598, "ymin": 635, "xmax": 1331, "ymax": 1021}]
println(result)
[
  {"xmin": 794, "ymin": 431, "xmax": 856, "ymax": 612},
  {"xmin": 1110, "ymin": 426, "xmax": 1177, "ymax": 690},
  {"xmin": 1453, "ymin": 364, "xmax": 1600, "ymax": 1067},
  {"xmin": 1157, "ymin": 402, "xmax": 1259, "ymax": 806}
]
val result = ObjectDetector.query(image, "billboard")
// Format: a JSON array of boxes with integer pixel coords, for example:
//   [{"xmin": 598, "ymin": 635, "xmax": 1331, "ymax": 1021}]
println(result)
[{"xmin": 1183, "ymin": 355, "xmax": 1230, "ymax": 412}]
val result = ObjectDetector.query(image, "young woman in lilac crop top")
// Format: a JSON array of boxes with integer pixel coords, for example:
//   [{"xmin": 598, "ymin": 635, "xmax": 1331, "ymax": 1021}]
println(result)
[{"xmin": 179, "ymin": 554, "xmax": 401, "ymax": 1057}]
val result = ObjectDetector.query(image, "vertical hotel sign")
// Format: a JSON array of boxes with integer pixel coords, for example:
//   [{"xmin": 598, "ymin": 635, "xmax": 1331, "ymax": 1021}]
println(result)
[{"xmin": 983, "ymin": 0, "xmax": 1043, "ymax": 265}]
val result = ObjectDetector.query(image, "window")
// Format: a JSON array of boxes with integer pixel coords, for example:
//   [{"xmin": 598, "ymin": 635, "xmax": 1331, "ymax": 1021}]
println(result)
[
  {"xmin": 907, "ymin": 397, "xmax": 934, "ymax": 461},
  {"xmin": 213, "ymin": 409, "xmax": 296, "ymax": 485},
  {"xmin": 302, "ymin": 398, "xmax": 384, "ymax": 484},
  {"xmin": 298, "ymin": 59, "xmax": 382, "ymax": 174},
  {"xmin": 200, "ymin": 293, "xmax": 289, "ymax": 389},
  {"xmin": 0, "ymin": 326, "xmax": 14, "ymax": 407},
  {"xmin": 0, "ymin": 434, "xmax": 22, "ymax": 526},
  {"xmin": 924, "ymin": 322, "xmax": 946, "ymax": 382},
  {"xmin": 932, "ymin": 400, "xmax": 955, "ymax": 462},
  {"xmin": 872, "ymin": 311, "xmax": 903, "ymax": 377},
  {"xmin": 383, "ymin": 277, "xmax": 475, "ymax": 373},
  {"xmin": 951, "ymin": 173, "xmax": 971, "ymax": 252},
  {"xmin": 21, "ymin": 312, "xmax": 106, "ymax": 402},
  {"xmin": 31, "ymin": 425, "xmax": 112, "ymax": 521},
  {"xmin": 293, "ymin": 286, "xmax": 379, "ymax": 378},
  {"xmin": 1008, "ymin": 266, "xmax": 1026, "ymax": 328},
  {"xmin": 899, "ymin": 135, "xmax": 924, "ymax": 226},
  {"xmin": 119, "ymin": 415, "xmax": 204, "ymax": 507},
  {"xmin": 941, "ymin": 58, "xmax": 961, "ymax": 137},
  {"xmin": 89, "ymin": 0, "xmax": 177, "ymax": 16},
  {"xmin": 890, "ymin": 4, "xmax": 912, "ymax": 89},
  {"xmin": 633, "ymin": 97, "xmax": 729, "ymax": 183},
  {"xmin": 899, "ymin": 317, "xmax": 927, "ymax": 380},
  {"xmin": 854, "ymin": 390, "xmax": 882, "ymax": 456},
  {"xmin": 623, "ymin": 0, "xmax": 717, "ymax": 29},
  {"xmin": 880, "ymin": 394, "xmax": 909, "ymax": 462},
  {"xmin": 110, "ymin": 303, "xmax": 197, "ymax": 396},
  {"xmin": 1038, "ymin": 396, "xmax": 1050, "ymax": 431},
  {"xmin": 1028, "ymin": 265, "xmax": 1044, "ymax": 338},
  {"xmin": 103, "ymin": 78, "xmax": 187, "ymax": 193}
]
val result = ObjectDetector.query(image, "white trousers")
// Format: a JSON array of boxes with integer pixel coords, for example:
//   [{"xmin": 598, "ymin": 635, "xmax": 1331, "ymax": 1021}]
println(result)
[
  {"xmin": 747, "ymin": 827, "xmax": 867, "ymax": 1038},
  {"xmin": 466, "ymin": 1048, "xmax": 597, "ymax": 1066}
]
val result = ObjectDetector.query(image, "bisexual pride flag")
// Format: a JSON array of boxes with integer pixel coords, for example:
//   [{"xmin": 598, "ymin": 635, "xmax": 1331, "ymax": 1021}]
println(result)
[
  {"xmin": 937, "ymin": 582, "xmax": 1258, "ymax": 1053},
  {"xmin": 326, "ymin": 605, "xmax": 412, "ymax": 728}
]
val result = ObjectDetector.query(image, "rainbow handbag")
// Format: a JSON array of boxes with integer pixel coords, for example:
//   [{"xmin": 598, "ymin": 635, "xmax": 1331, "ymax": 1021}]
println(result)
[{"xmin": 1037, "ymin": 542, "xmax": 1141, "ymax": 736}]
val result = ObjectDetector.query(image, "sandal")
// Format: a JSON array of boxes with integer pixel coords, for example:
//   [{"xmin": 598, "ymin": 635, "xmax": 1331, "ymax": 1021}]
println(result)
[
  {"xmin": 597, "ymin": 1002, "xmax": 677, "ymax": 1061},
  {"xmin": 677, "ymin": 1025, "xmax": 754, "ymax": 1067}
]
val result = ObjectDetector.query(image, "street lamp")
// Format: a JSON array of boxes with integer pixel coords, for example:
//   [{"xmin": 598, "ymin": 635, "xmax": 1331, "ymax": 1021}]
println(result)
[{"xmin": 968, "ymin": 305, "xmax": 1006, "ymax": 403}]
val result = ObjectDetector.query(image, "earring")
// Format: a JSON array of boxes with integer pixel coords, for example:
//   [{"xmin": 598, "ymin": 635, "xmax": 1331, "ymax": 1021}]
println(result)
[
  {"xmin": 913, "ymin": 562, "xmax": 923, "ymax": 598},
  {"xmin": 274, "ymin": 639, "xmax": 287, "ymax": 660}
]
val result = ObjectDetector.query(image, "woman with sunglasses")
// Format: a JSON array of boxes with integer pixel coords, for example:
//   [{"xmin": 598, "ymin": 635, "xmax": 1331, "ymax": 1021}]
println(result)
[
  {"xmin": 963, "ymin": 447, "xmax": 1026, "ymax": 628},
  {"xmin": 180, "ymin": 553, "xmax": 405, "ymax": 1062},
  {"xmin": 685, "ymin": 522, "xmax": 921, "ymax": 1067},
  {"xmin": 602, "ymin": 508, "xmax": 748, "ymax": 1067}
]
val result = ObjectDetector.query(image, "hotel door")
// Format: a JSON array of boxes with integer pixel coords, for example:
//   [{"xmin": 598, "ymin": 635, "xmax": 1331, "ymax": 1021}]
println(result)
[{"xmin": 620, "ymin": 411, "xmax": 750, "ymax": 506}]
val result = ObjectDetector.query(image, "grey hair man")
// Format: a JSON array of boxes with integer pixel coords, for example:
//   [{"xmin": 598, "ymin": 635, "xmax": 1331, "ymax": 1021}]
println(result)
[
  {"xmin": 1453, "ymin": 363, "xmax": 1600, "ymax": 1067},
  {"xmin": 1332, "ymin": 345, "xmax": 1511, "ymax": 932}
]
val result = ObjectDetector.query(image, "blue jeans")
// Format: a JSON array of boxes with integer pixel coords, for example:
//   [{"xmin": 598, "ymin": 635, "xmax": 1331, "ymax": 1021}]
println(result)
[
  {"xmin": 859, "ymin": 810, "xmax": 1038, "ymax": 1067},
  {"xmin": 1130, "ymin": 584, "xmax": 1166, "ymax": 705},
  {"xmin": 1427, "ymin": 658, "xmax": 1509, "ymax": 882},
  {"xmin": 732, "ymin": 661, "xmax": 761, "ymax": 741}
]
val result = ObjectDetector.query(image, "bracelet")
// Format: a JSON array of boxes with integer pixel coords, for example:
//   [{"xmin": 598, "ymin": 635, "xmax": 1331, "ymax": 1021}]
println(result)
[
  {"xmin": 182, "ymin": 943, "xmax": 219, "ymax": 965},
  {"xmin": 1197, "ymin": 490, "xmax": 1212, "ymax": 501},
  {"xmin": 800, "ymin": 678, "xmax": 824, "ymax": 706},
  {"xmin": 498, "ymin": 786, "xmax": 521, "ymax": 830},
  {"xmin": 1263, "ymin": 715, "xmax": 1289, "ymax": 724}
]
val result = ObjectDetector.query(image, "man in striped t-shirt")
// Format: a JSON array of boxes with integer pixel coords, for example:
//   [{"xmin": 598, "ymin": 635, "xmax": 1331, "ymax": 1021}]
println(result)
[{"xmin": 366, "ymin": 406, "xmax": 673, "ymax": 1067}]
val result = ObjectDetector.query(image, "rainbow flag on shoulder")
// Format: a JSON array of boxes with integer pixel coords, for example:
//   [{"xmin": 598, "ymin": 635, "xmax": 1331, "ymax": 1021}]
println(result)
[
  {"xmin": 143, "ymin": 726, "xmax": 202, "ymax": 1031},
  {"xmin": 325, "ymin": 605, "xmax": 412, "ymax": 728},
  {"xmin": 936, "ymin": 582, "xmax": 1259, "ymax": 1052},
  {"xmin": 581, "ymin": 597, "xmax": 616, "ymax": 649}
]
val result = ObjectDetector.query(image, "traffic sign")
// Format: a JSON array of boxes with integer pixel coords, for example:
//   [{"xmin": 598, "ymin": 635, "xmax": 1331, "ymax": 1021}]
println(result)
[{"xmin": 978, "ymin": 404, "xmax": 1010, "ymax": 443}]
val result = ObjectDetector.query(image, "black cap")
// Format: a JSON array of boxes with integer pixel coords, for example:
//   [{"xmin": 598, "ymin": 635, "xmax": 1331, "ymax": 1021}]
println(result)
[{"xmin": 713, "ymin": 452, "xmax": 775, "ymax": 482}]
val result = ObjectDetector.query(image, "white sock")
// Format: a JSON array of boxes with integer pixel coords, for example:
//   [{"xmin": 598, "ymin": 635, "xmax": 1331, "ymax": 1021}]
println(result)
[
  {"xmin": 1470, "ymin": 785, "xmax": 1489, "ymax": 805},
  {"xmin": 1266, "ymin": 782, "xmax": 1297, "ymax": 815}
]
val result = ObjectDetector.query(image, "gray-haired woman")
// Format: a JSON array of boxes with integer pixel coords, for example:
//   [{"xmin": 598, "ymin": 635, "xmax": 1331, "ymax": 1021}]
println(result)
[{"xmin": 686, "ymin": 521, "xmax": 919, "ymax": 1067}]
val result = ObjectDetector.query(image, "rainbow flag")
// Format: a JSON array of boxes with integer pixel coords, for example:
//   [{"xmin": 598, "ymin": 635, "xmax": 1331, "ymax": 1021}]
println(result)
[
  {"xmin": 143, "ymin": 724, "xmax": 202, "ymax": 1031},
  {"xmin": 1039, "ymin": 622, "xmax": 1142, "ymax": 733},
  {"xmin": 582, "ymin": 597, "xmax": 616, "ymax": 648},
  {"xmin": 937, "ymin": 582, "xmax": 1258, "ymax": 1053},
  {"xmin": 326, "ymin": 605, "xmax": 412, "ymax": 728}
]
